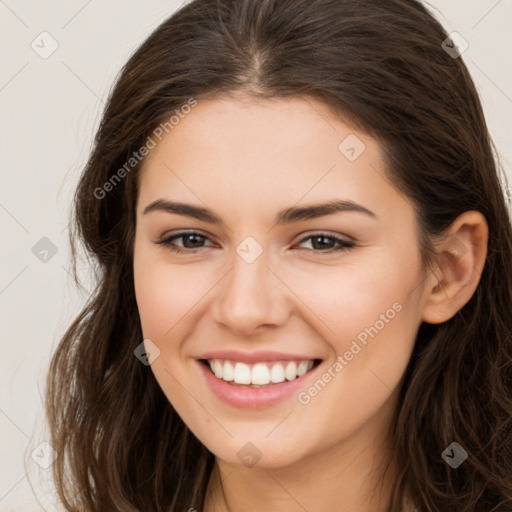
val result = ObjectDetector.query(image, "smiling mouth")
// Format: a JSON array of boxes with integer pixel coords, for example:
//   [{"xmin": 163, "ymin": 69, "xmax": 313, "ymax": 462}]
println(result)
[{"xmin": 200, "ymin": 358, "xmax": 322, "ymax": 387}]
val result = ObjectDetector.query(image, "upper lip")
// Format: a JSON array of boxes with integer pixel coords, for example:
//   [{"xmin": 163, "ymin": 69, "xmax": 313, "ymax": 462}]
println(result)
[{"xmin": 198, "ymin": 350, "xmax": 321, "ymax": 364}]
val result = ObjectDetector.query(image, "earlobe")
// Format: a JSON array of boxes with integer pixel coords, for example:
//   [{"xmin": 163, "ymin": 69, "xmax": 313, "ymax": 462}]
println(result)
[{"xmin": 421, "ymin": 211, "xmax": 488, "ymax": 324}]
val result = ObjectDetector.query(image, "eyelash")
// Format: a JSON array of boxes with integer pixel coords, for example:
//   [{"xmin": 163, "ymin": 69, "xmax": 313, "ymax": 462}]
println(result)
[{"xmin": 155, "ymin": 230, "xmax": 355, "ymax": 255}]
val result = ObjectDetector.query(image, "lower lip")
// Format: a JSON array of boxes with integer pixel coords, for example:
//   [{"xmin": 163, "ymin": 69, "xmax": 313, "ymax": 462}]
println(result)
[{"xmin": 197, "ymin": 360, "xmax": 320, "ymax": 409}]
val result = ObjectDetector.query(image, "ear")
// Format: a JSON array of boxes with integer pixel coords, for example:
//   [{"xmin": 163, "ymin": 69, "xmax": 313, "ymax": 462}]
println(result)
[{"xmin": 421, "ymin": 211, "xmax": 488, "ymax": 324}]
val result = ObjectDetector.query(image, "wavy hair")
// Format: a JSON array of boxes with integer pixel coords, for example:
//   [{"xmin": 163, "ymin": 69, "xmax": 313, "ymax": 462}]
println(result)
[{"xmin": 46, "ymin": 0, "xmax": 512, "ymax": 510}]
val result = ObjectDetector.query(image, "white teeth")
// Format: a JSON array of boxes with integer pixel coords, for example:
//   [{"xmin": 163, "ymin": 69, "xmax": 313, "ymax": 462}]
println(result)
[
  {"xmin": 223, "ymin": 361, "xmax": 234, "ymax": 381},
  {"xmin": 270, "ymin": 363, "xmax": 285, "ymax": 383},
  {"xmin": 213, "ymin": 360, "xmax": 223, "ymax": 378},
  {"xmin": 285, "ymin": 361, "xmax": 297, "ymax": 381},
  {"xmin": 252, "ymin": 363, "xmax": 270, "ymax": 385},
  {"xmin": 205, "ymin": 359, "xmax": 316, "ymax": 385},
  {"xmin": 234, "ymin": 362, "xmax": 251, "ymax": 384},
  {"xmin": 297, "ymin": 360, "xmax": 309, "ymax": 376}
]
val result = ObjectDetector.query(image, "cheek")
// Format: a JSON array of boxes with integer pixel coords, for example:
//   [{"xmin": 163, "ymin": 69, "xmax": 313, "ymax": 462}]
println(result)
[
  {"xmin": 133, "ymin": 245, "xmax": 207, "ymax": 339},
  {"xmin": 278, "ymin": 253, "xmax": 421, "ymax": 345},
  {"xmin": 294, "ymin": 256, "xmax": 421, "ymax": 391},
  {"xmin": 133, "ymin": 247, "xmax": 219, "ymax": 439},
  {"xmin": 134, "ymin": 268, "xmax": 175, "ymax": 338},
  {"xmin": 282, "ymin": 253, "xmax": 423, "ymax": 401}
]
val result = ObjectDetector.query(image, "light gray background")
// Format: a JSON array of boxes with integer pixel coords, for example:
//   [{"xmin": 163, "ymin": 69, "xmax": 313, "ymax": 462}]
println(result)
[{"xmin": 1, "ymin": 1, "xmax": 511, "ymax": 510}]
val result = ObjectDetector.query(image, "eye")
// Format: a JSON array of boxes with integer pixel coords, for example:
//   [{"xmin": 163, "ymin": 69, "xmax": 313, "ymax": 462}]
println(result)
[
  {"xmin": 154, "ymin": 230, "xmax": 355, "ymax": 255},
  {"xmin": 155, "ymin": 231, "xmax": 215, "ymax": 254},
  {"xmin": 294, "ymin": 232, "xmax": 355, "ymax": 253}
]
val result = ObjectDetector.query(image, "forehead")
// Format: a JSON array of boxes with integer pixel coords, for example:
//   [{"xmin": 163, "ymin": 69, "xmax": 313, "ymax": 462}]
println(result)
[
  {"xmin": 141, "ymin": 94, "xmax": 367, "ymax": 170},
  {"xmin": 136, "ymin": 95, "xmax": 404, "ymax": 221}
]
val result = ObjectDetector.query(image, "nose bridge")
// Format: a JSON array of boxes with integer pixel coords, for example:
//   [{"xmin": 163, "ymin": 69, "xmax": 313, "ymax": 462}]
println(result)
[{"xmin": 213, "ymin": 237, "xmax": 287, "ymax": 333}]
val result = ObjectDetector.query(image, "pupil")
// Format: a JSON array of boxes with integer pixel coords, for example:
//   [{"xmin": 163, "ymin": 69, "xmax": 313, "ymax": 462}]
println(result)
[
  {"xmin": 184, "ymin": 234, "xmax": 204, "ymax": 248},
  {"xmin": 313, "ymin": 236, "xmax": 333, "ymax": 250}
]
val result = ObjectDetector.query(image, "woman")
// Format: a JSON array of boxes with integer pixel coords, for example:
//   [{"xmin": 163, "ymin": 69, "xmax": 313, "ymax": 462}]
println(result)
[{"xmin": 46, "ymin": 0, "xmax": 512, "ymax": 510}]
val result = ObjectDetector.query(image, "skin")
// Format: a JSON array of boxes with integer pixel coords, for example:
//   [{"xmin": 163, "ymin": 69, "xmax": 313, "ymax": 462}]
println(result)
[{"xmin": 132, "ymin": 94, "xmax": 488, "ymax": 512}]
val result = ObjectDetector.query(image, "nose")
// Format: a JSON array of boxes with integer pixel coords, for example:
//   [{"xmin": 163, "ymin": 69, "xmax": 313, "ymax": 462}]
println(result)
[{"xmin": 211, "ymin": 247, "xmax": 291, "ymax": 336}]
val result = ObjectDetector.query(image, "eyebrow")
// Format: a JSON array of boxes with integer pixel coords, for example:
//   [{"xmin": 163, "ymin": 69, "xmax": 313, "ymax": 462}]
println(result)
[{"xmin": 142, "ymin": 198, "xmax": 376, "ymax": 224}]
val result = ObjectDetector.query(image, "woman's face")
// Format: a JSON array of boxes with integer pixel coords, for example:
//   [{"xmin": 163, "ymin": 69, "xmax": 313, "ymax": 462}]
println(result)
[{"xmin": 133, "ymin": 94, "xmax": 430, "ymax": 468}]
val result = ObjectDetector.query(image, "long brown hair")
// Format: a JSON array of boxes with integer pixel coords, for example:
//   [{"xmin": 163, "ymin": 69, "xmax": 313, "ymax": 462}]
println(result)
[{"xmin": 46, "ymin": 0, "xmax": 512, "ymax": 510}]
